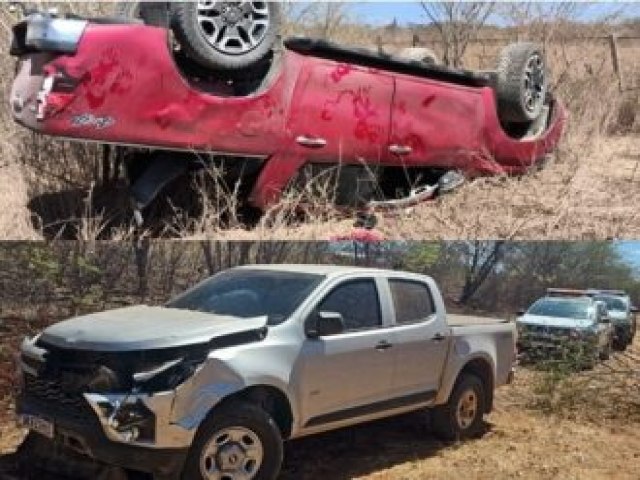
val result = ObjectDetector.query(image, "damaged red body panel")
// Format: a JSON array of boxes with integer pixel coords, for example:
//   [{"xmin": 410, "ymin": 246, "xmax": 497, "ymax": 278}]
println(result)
[{"xmin": 10, "ymin": 23, "xmax": 567, "ymax": 210}]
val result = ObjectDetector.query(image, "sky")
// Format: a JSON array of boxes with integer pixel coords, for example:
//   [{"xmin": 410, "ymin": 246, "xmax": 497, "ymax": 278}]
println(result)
[
  {"xmin": 341, "ymin": 1, "xmax": 640, "ymax": 26},
  {"xmin": 616, "ymin": 242, "xmax": 640, "ymax": 274}
]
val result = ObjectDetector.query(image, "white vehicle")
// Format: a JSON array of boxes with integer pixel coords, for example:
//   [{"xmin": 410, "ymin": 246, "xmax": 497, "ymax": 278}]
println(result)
[
  {"xmin": 516, "ymin": 289, "xmax": 614, "ymax": 366},
  {"xmin": 590, "ymin": 290, "xmax": 637, "ymax": 351},
  {"xmin": 16, "ymin": 265, "xmax": 516, "ymax": 480}
]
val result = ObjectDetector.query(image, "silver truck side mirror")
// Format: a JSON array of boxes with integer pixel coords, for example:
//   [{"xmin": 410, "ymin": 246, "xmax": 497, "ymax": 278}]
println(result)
[{"xmin": 306, "ymin": 311, "xmax": 345, "ymax": 338}]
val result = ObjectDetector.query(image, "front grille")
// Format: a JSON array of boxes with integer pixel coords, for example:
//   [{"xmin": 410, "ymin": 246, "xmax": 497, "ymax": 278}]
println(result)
[
  {"xmin": 521, "ymin": 325, "xmax": 571, "ymax": 345},
  {"xmin": 23, "ymin": 374, "xmax": 96, "ymax": 424},
  {"xmin": 524, "ymin": 325, "xmax": 571, "ymax": 337},
  {"xmin": 24, "ymin": 374, "xmax": 86, "ymax": 409}
]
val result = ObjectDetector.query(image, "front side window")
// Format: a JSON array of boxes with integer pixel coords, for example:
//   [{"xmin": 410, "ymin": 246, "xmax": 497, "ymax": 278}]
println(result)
[
  {"xmin": 389, "ymin": 279, "xmax": 435, "ymax": 324},
  {"xmin": 317, "ymin": 279, "xmax": 381, "ymax": 331},
  {"xmin": 167, "ymin": 269, "xmax": 324, "ymax": 325},
  {"xmin": 594, "ymin": 295, "xmax": 627, "ymax": 312}
]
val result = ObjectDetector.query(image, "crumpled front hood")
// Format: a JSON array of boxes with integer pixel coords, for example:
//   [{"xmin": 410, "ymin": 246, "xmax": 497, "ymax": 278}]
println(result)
[
  {"xmin": 517, "ymin": 314, "xmax": 594, "ymax": 330},
  {"xmin": 39, "ymin": 305, "xmax": 268, "ymax": 351}
]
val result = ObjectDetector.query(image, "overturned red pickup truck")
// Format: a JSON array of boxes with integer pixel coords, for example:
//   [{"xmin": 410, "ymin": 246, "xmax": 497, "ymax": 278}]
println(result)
[{"xmin": 9, "ymin": 3, "xmax": 566, "ymax": 214}]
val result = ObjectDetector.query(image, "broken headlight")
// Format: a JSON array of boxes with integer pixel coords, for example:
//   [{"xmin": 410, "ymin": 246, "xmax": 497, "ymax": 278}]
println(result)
[
  {"xmin": 98, "ymin": 399, "xmax": 156, "ymax": 443},
  {"xmin": 132, "ymin": 357, "xmax": 204, "ymax": 393}
]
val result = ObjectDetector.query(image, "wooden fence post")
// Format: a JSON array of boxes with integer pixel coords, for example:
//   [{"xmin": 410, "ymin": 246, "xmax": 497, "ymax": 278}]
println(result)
[{"xmin": 608, "ymin": 34, "xmax": 624, "ymax": 92}]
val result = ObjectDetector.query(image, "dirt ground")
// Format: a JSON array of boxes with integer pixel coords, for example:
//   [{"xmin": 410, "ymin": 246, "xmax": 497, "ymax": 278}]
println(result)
[{"xmin": 1, "ymin": 322, "xmax": 639, "ymax": 480}]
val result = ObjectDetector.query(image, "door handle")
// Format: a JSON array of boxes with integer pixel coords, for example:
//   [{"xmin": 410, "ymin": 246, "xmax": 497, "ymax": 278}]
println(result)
[
  {"xmin": 375, "ymin": 340, "xmax": 393, "ymax": 351},
  {"xmin": 432, "ymin": 333, "xmax": 446, "ymax": 342},
  {"xmin": 389, "ymin": 144, "xmax": 413, "ymax": 155},
  {"xmin": 296, "ymin": 135, "xmax": 327, "ymax": 148}
]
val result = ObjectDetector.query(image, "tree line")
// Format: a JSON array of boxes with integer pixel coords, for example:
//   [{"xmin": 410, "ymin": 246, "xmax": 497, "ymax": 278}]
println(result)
[{"xmin": 0, "ymin": 241, "xmax": 637, "ymax": 322}]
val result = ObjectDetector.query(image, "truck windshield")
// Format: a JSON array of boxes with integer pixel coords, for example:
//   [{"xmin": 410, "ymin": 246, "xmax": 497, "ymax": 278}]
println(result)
[
  {"xmin": 594, "ymin": 295, "xmax": 627, "ymax": 312},
  {"xmin": 167, "ymin": 269, "xmax": 324, "ymax": 325},
  {"xmin": 527, "ymin": 298, "xmax": 591, "ymax": 320}
]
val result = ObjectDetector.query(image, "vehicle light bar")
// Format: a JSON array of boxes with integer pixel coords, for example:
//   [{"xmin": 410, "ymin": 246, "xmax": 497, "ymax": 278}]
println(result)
[
  {"xmin": 587, "ymin": 289, "xmax": 627, "ymax": 296},
  {"xmin": 546, "ymin": 288, "xmax": 593, "ymax": 297}
]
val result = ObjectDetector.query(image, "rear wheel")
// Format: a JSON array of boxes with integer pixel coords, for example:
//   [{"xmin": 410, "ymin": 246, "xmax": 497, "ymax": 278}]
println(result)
[
  {"xmin": 431, "ymin": 373, "xmax": 486, "ymax": 441},
  {"xmin": 495, "ymin": 42, "xmax": 547, "ymax": 124}
]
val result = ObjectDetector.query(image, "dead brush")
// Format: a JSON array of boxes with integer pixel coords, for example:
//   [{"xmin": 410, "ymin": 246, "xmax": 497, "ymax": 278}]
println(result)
[
  {"xmin": 162, "ymin": 160, "xmax": 245, "ymax": 238},
  {"xmin": 248, "ymin": 164, "xmax": 347, "ymax": 240},
  {"xmin": 527, "ymin": 341, "xmax": 640, "ymax": 424}
]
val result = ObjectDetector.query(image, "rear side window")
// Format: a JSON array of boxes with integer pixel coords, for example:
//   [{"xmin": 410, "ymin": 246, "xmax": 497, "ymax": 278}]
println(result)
[
  {"xmin": 389, "ymin": 280, "xmax": 435, "ymax": 324},
  {"xmin": 317, "ymin": 280, "xmax": 381, "ymax": 331}
]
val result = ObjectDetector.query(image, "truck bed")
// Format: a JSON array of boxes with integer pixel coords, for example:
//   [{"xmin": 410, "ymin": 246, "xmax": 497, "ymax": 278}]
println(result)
[{"xmin": 448, "ymin": 314, "xmax": 510, "ymax": 327}]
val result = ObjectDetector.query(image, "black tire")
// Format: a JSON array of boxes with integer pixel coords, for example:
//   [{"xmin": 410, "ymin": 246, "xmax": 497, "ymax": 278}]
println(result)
[
  {"xmin": 431, "ymin": 373, "xmax": 486, "ymax": 441},
  {"xmin": 600, "ymin": 338, "xmax": 612, "ymax": 360},
  {"xmin": 182, "ymin": 401, "xmax": 283, "ymax": 480},
  {"xmin": 171, "ymin": 2, "xmax": 281, "ymax": 72},
  {"xmin": 114, "ymin": 2, "xmax": 171, "ymax": 27},
  {"xmin": 495, "ymin": 42, "xmax": 547, "ymax": 124},
  {"xmin": 613, "ymin": 337, "xmax": 627, "ymax": 352}
]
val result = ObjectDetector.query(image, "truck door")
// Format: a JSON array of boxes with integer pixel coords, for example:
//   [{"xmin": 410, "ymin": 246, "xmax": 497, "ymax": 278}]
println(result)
[
  {"xmin": 388, "ymin": 76, "xmax": 486, "ymax": 169},
  {"xmin": 295, "ymin": 277, "xmax": 396, "ymax": 429},
  {"xmin": 385, "ymin": 277, "xmax": 449, "ymax": 399},
  {"xmin": 289, "ymin": 61, "xmax": 393, "ymax": 164}
]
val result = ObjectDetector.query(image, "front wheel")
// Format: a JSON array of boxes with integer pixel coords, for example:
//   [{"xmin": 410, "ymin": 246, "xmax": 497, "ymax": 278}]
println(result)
[
  {"xmin": 600, "ymin": 337, "xmax": 612, "ymax": 360},
  {"xmin": 431, "ymin": 373, "xmax": 486, "ymax": 441},
  {"xmin": 182, "ymin": 402, "xmax": 283, "ymax": 480},
  {"xmin": 171, "ymin": 1, "xmax": 282, "ymax": 72}
]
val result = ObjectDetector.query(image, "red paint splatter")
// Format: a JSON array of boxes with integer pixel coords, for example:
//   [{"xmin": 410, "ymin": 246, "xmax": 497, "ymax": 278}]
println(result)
[{"xmin": 330, "ymin": 64, "xmax": 354, "ymax": 83}]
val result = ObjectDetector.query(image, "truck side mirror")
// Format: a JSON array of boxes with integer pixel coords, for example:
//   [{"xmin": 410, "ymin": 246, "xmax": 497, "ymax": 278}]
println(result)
[
  {"xmin": 306, "ymin": 311, "xmax": 345, "ymax": 338},
  {"xmin": 599, "ymin": 315, "xmax": 611, "ymax": 324},
  {"xmin": 516, "ymin": 309, "xmax": 526, "ymax": 316}
]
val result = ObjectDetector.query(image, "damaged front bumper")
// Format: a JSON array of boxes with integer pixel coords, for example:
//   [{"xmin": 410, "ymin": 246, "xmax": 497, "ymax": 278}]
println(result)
[
  {"xmin": 83, "ymin": 390, "xmax": 195, "ymax": 448},
  {"xmin": 16, "ymin": 391, "xmax": 189, "ymax": 477},
  {"xmin": 16, "ymin": 338, "xmax": 203, "ymax": 476}
]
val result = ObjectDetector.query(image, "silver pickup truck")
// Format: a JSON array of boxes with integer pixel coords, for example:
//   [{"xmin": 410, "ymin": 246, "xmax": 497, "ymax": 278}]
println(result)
[{"xmin": 16, "ymin": 265, "xmax": 515, "ymax": 480}]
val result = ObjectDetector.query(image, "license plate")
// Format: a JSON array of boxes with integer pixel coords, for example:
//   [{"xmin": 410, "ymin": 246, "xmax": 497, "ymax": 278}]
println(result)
[{"xmin": 18, "ymin": 414, "xmax": 54, "ymax": 439}]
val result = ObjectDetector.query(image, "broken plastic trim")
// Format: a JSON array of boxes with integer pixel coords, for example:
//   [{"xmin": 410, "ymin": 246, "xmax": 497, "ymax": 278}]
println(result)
[
  {"xmin": 25, "ymin": 14, "xmax": 87, "ymax": 54},
  {"xmin": 368, "ymin": 184, "xmax": 438, "ymax": 210}
]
